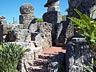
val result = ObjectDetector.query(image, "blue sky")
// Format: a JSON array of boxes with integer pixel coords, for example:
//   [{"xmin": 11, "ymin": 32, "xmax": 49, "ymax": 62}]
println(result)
[{"xmin": 0, "ymin": 0, "xmax": 68, "ymax": 24}]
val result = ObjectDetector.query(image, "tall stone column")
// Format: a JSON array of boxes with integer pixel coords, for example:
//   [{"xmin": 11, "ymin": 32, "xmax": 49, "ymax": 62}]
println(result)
[
  {"xmin": 0, "ymin": 25, "xmax": 3, "ymax": 42},
  {"xmin": 66, "ymin": 37, "xmax": 93, "ymax": 72},
  {"xmin": 66, "ymin": 0, "xmax": 95, "ymax": 71},
  {"xmin": 43, "ymin": 0, "xmax": 62, "ymax": 45},
  {"xmin": 0, "ymin": 16, "xmax": 6, "ymax": 42},
  {"xmin": 19, "ymin": 3, "xmax": 35, "ymax": 29}
]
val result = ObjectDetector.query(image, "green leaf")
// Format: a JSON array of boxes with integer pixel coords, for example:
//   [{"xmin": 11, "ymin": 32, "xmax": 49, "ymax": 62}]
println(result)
[{"xmin": 68, "ymin": 9, "xmax": 96, "ymax": 50}]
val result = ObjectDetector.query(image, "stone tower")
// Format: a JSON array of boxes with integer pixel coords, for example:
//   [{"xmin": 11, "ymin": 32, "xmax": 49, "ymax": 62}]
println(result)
[
  {"xmin": 43, "ymin": 0, "xmax": 62, "ymax": 45},
  {"xmin": 19, "ymin": 3, "xmax": 35, "ymax": 29},
  {"xmin": 45, "ymin": 0, "xmax": 60, "ymax": 12},
  {"xmin": 43, "ymin": 0, "xmax": 62, "ymax": 24}
]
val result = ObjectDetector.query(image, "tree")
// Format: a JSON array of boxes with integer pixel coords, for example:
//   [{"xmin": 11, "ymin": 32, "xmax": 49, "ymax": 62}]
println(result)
[{"xmin": 36, "ymin": 18, "xmax": 43, "ymax": 22}]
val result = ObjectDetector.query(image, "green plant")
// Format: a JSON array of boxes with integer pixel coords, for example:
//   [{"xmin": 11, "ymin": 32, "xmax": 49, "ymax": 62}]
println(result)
[
  {"xmin": 68, "ymin": 9, "xmax": 96, "ymax": 50},
  {"xmin": 36, "ymin": 18, "xmax": 43, "ymax": 22},
  {"xmin": 62, "ymin": 15, "xmax": 66, "ymax": 21},
  {"xmin": 68, "ymin": 9, "xmax": 96, "ymax": 72},
  {"xmin": 0, "ymin": 43, "xmax": 29, "ymax": 72}
]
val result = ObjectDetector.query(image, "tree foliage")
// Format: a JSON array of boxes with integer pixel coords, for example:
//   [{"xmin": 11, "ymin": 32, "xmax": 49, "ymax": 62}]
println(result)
[{"xmin": 36, "ymin": 18, "xmax": 43, "ymax": 22}]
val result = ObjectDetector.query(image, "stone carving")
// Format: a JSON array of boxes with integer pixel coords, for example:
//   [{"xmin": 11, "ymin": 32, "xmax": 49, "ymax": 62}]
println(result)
[
  {"xmin": 65, "ymin": 21, "xmax": 74, "ymax": 39},
  {"xmin": 66, "ymin": 37, "xmax": 93, "ymax": 72},
  {"xmin": 29, "ymin": 22, "xmax": 52, "ymax": 48},
  {"xmin": 5, "ymin": 29, "xmax": 31, "ymax": 42},
  {"xmin": 0, "ymin": 0, "xmax": 95, "ymax": 72},
  {"xmin": 68, "ymin": 0, "xmax": 96, "ymax": 17},
  {"xmin": 44, "ymin": 0, "xmax": 60, "ymax": 12},
  {"xmin": 4, "ymin": 21, "xmax": 52, "ymax": 48},
  {"xmin": 90, "ymin": 5, "xmax": 96, "ymax": 19},
  {"xmin": 43, "ymin": 0, "xmax": 62, "ymax": 45},
  {"xmin": 43, "ymin": 11, "xmax": 62, "ymax": 24},
  {"xmin": 0, "ymin": 16, "xmax": 7, "ymax": 25},
  {"xmin": 5, "ymin": 30, "xmax": 16, "ymax": 42},
  {"xmin": 20, "ymin": 3, "xmax": 34, "ymax": 14},
  {"xmin": 65, "ymin": 0, "xmax": 96, "ymax": 40},
  {"xmin": 19, "ymin": 3, "xmax": 35, "ymax": 29},
  {"xmin": 56, "ymin": 21, "xmax": 69, "ymax": 46},
  {"xmin": 43, "ymin": 0, "xmax": 62, "ymax": 24},
  {"xmin": 3, "ymin": 24, "xmax": 23, "ymax": 35},
  {"xmin": 65, "ymin": 0, "xmax": 95, "ymax": 72}
]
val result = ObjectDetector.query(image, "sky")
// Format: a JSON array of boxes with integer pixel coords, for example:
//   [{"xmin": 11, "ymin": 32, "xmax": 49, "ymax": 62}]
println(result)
[{"xmin": 0, "ymin": 0, "xmax": 68, "ymax": 24}]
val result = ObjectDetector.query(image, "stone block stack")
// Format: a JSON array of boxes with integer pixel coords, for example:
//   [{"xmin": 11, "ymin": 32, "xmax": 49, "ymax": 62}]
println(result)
[
  {"xmin": 43, "ymin": 0, "xmax": 62, "ymax": 46},
  {"xmin": 0, "ymin": 16, "xmax": 7, "ymax": 42},
  {"xmin": 19, "ymin": 3, "xmax": 35, "ymax": 28}
]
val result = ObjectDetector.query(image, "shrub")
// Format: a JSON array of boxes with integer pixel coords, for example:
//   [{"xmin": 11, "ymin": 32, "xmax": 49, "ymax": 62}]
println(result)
[
  {"xmin": 0, "ymin": 43, "xmax": 29, "ymax": 72},
  {"xmin": 36, "ymin": 18, "xmax": 43, "ymax": 22}
]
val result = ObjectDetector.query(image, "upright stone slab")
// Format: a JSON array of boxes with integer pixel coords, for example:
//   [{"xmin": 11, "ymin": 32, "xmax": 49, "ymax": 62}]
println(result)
[
  {"xmin": 56, "ymin": 20, "xmax": 70, "ymax": 46},
  {"xmin": 43, "ymin": 0, "xmax": 62, "ymax": 45},
  {"xmin": 19, "ymin": 3, "xmax": 35, "ymax": 29},
  {"xmin": 43, "ymin": 0, "xmax": 62, "ymax": 24},
  {"xmin": 66, "ymin": 37, "xmax": 93, "ymax": 72},
  {"xmin": 0, "ymin": 25, "xmax": 3, "ymax": 42},
  {"xmin": 29, "ymin": 22, "xmax": 52, "ymax": 48},
  {"xmin": 68, "ymin": 0, "xmax": 96, "ymax": 18},
  {"xmin": 0, "ymin": 16, "xmax": 7, "ymax": 42}
]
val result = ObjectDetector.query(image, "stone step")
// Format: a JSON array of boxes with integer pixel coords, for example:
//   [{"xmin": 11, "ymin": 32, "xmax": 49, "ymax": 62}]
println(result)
[
  {"xmin": 28, "ymin": 66, "xmax": 49, "ymax": 72},
  {"xmin": 38, "ymin": 54, "xmax": 54, "ymax": 59},
  {"xmin": 33, "ymin": 59, "xmax": 49, "ymax": 67}
]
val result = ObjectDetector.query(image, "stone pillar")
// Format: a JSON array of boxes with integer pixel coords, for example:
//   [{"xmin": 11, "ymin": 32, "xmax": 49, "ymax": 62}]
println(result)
[
  {"xmin": 0, "ymin": 25, "xmax": 3, "ymax": 42},
  {"xmin": 66, "ymin": 37, "xmax": 93, "ymax": 72},
  {"xmin": 43, "ymin": 0, "xmax": 62, "ymax": 24},
  {"xmin": 43, "ymin": 0, "xmax": 62, "ymax": 45},
  {"xmin": 0, "ymin": 16, "xmax": 6, "ymax": 42},
  {"xmin": 19, "ymin": 3, "xmax": 35, "ymax": 29}
]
